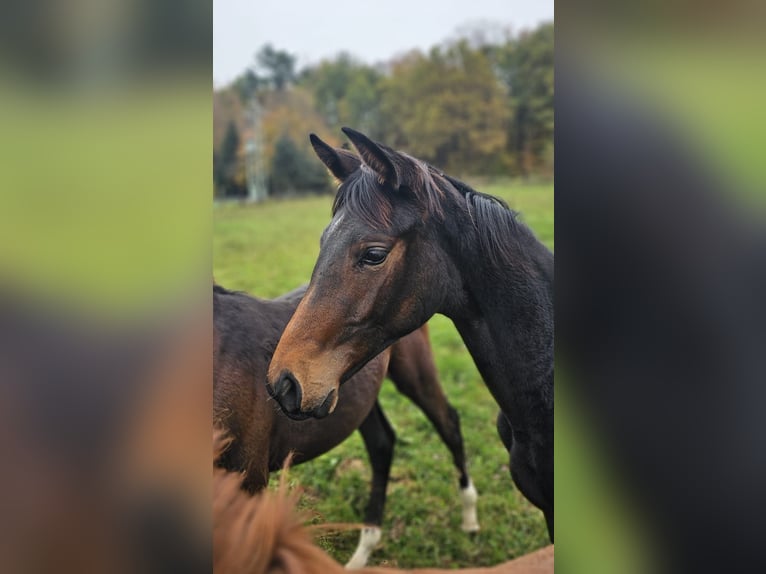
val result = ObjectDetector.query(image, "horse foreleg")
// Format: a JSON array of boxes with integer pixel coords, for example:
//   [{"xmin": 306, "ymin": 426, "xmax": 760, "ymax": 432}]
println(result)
[
  {"xmin": 241, "ymin": 451, "xmax": 269, "ymax": 495},
  {"xmin": 388, "ymin": 327, "xmax": 479, "ymax": 533},
  {"xmin": 346, "ymin": 401, "xmax": 394, "ymax": 569}
]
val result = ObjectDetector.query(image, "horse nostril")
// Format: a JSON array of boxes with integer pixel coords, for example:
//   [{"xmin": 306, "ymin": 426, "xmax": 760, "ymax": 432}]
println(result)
[
  {"xmin": 274, "ymin": 374, "xmax": 291, "ymax": 397},
  {"xmin": 312, "ymin": 389, "xmax": 336, "ymax": 419},
  {"xmin": 275, "ymin": 373, "xmax": 302, "ymax": 414}
]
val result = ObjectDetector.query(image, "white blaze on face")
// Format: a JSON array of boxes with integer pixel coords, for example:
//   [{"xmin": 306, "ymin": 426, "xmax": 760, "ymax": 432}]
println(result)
[
  {"xmin": 345, "ymin": 526, "xmax": 382, "ymax": 569},
  {"xmin": 460, "ymin": 479, "xmax": 480, "ymax": 532},
  {"xmin": 324, "ymin": 213, "xmax": 345, "ymax": 242}
]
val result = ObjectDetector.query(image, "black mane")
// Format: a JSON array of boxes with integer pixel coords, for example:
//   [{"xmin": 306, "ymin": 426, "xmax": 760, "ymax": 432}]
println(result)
[{"xmin": 213, "ymin": 283, "xmax": 234, "ymax": 295}]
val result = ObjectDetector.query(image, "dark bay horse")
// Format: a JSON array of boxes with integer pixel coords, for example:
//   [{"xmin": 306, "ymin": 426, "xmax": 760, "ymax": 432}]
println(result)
[
  {"xmin": 213, "ymin": 283, "xmax": 478, "ymax": 567},
  {"xmin": 266, "ymin": 129, "xmax": 554, "ymax": 541}
]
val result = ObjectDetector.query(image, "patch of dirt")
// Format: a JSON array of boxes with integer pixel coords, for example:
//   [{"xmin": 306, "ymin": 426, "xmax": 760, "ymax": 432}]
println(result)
[
  {"xmin": 335, "ymin": 457, "xmax": 367, "ymax": 476},
  {"xmin": 388, "ymin": 518, "xmax": 406, "ymax": 541}
]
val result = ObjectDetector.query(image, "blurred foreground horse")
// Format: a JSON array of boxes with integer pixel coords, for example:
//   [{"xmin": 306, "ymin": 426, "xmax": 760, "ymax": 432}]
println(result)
[{"xmin": 213, "ymin": 430, "xmax": 553, "ymax": 574}]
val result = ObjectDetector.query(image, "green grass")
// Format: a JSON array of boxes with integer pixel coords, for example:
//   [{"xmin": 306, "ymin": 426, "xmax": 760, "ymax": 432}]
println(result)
[{"xmin": 213, "ymin": 180, "xmax": 553, "ymax": 568}]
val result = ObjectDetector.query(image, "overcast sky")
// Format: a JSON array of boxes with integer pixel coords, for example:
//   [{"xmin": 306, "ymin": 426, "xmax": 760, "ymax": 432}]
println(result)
[{"xmin": 214, "ymin": 0, "xmax": 554, "ymax": 87}]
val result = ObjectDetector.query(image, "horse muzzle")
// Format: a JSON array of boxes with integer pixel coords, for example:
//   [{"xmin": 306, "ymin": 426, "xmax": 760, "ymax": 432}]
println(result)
[{"xmin": 267, "ymin": 371, "xmax": 338, "ymax": 420}]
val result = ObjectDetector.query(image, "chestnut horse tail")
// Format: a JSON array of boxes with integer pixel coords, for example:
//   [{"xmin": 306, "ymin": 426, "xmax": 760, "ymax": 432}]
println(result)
[
  {"xmin": 213, "ymin": 429, "xmax": 346, "ymax": 574},
  {"xmin": 213, "ymin": 429, "xmax": 552, "ymax": 574}
]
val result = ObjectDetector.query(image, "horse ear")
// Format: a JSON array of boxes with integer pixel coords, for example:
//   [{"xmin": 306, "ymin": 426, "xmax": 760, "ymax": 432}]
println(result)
[
  {"xmin": 309, "ymin": 133, "xmax": 361, "ymax": 182},
  {"xmin": 341, "ymin": 127, "xmax": 401, "ymax": 188}
]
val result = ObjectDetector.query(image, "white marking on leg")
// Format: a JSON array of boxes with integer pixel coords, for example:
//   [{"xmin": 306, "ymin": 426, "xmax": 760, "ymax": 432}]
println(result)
[
  {"xmin": 460, "ymin": 479, "xmax": 480, "ymax": 532},
  {"xmin": 345, "ymin": 526, "xmax": 382, "ymax": 569}
]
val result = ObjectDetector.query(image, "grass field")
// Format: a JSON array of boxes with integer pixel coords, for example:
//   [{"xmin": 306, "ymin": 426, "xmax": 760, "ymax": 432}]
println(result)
[{"xmin": 213, "ymin": 180, "xmax": 553, "ymax": 568}]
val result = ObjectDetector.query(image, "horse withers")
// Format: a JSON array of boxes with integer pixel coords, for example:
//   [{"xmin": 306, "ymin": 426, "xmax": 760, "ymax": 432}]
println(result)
[{"xmin": 267, "ymin": 129, "xmax": 554, "ymax": 541}]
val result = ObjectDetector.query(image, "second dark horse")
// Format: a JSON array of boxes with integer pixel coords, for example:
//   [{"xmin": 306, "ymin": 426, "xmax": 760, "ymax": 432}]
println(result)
[{"xmin": 213, "ymin": 284, "xmax": 478, "ymax": 568}]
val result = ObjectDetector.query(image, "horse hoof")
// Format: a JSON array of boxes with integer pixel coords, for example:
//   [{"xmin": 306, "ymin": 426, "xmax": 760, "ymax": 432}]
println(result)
[
  {"xmin": 460, "ymin": 480, "xmax": 480, "ymax": 533},
  {"xmin": 462, "ymin": 521, "xmax": 481, "ymax": 533},
  {"xmin": 345, "ymin": 526, "xmax": 382, "ymax": 569}
]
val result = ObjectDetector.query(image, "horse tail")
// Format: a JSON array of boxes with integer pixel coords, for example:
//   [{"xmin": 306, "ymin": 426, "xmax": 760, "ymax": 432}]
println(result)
[{"xmin": 213, "ymin": 430, "xmax": 347, "ymax": 574}]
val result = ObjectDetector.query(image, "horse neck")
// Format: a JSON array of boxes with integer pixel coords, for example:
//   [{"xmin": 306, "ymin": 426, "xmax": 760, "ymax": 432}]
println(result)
[
  {"xmin": 442, "ymin": 198, "xmax": 552, "ymax": 313},
  {"xmin": 440, "ymin": 208, "xmax": 554, "ymax": 421}
]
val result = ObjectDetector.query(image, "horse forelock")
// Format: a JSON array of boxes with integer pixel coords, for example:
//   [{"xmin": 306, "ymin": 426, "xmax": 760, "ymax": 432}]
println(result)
[
  {"xmin": 332, "ymin": 167, "xmax": 394, "ymax": 229},
  {"xmin": 332, "ymin": 157, "xmax": 445, "ymax": 230}
]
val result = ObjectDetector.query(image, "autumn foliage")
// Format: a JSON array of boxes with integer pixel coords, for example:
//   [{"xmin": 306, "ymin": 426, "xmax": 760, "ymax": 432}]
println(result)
[{"xmin": 213, "ymin": 23, "xmax": 553, "ymax": 198}]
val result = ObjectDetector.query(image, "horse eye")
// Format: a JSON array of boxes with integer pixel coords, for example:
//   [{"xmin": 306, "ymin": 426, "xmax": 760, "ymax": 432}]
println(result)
[{"xmin": 360, "ymin": 247, "xmax": 388, "ymax": 266}]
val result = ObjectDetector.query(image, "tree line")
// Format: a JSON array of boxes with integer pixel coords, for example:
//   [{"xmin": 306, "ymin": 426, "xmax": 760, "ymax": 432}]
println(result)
[{"xmin": 213, "ymin": 21, "xmax": 552, "ymax": 198}]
